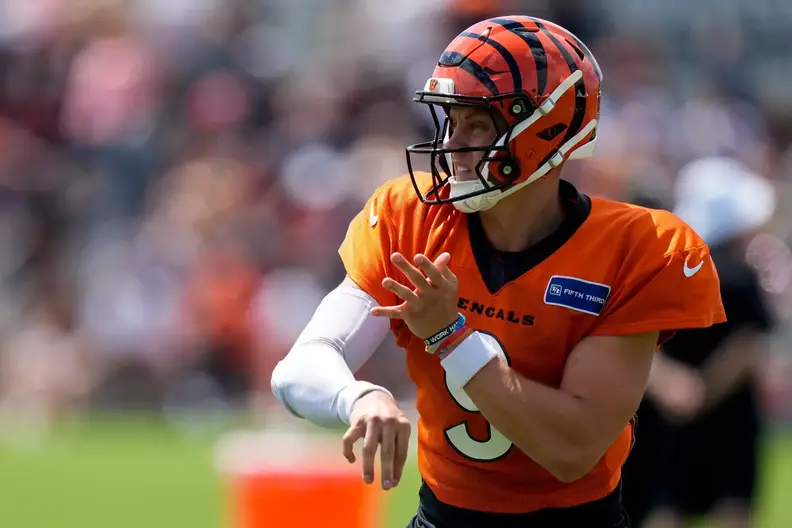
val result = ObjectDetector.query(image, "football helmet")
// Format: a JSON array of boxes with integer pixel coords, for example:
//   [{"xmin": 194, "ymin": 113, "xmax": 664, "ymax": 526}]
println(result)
[{"xmin": 406, "ymin": 16, "xmax": 603, "ymax": 213}]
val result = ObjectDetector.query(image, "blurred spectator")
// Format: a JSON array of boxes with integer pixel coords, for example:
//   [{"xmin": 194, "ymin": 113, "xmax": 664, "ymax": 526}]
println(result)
[
  {"xmin": 0, "ymin": 264, "xmax": 98, "ymax": 438},
  {"xmin": 0, "ymin": 0, "xmax": 787, "ymax": 435},
  {"xmin": 623, "ymin": 157, "xmax": 778, "ymax": 528}
]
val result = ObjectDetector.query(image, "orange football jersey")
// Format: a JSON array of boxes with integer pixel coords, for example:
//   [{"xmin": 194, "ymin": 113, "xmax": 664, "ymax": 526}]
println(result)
[{"xmin": 338, "ymin": 172, "xmax": 726, "ymax": 514}]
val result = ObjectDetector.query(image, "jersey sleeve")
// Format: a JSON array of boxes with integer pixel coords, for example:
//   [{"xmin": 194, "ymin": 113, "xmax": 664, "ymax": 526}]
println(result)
[
  {"xmin": 591, "ymin": 243, "xmax": 727, "ymax": 344},
  {"xmin": 338, "ymin": 184, "xmax": 400, "ymax": 309}
]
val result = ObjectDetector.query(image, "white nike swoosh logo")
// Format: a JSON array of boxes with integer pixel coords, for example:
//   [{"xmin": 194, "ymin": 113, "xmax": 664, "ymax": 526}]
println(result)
[
  {"xmin": 683, "ymin": 261, "xmax": 704, "ymax": 278},
  {"xmin": 369, "ymin": 202, "xmax": 378, "ymax": 227}
]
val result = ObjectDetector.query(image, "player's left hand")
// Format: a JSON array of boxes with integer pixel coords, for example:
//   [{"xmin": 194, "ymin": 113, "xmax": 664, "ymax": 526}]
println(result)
[{"xmin": 370, "ymin": 252, "xmax": 459, "ymax": 340}]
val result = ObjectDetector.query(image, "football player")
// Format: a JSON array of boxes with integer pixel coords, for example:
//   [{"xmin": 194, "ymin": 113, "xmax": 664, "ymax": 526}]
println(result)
[{"xmin": 271, "ymin": 15, "xmax": 726, "ymax": 528}]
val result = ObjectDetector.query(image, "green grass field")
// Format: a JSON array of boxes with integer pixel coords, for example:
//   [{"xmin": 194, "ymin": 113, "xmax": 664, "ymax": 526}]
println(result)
[{"xmin": 0, "ymin": 416, "xmax": 789, "ymax": 527}]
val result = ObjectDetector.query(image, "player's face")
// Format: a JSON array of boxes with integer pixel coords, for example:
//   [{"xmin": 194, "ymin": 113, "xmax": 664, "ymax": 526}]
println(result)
[{"xmin": 444, "ymin": 107, "xmax": 499, "ymax": 182}]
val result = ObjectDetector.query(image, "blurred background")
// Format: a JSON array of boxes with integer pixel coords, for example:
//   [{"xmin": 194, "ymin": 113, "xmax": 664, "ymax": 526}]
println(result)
[{"xmin": 0, "ymin": 0, "xmax": 791, "ymax": 526}]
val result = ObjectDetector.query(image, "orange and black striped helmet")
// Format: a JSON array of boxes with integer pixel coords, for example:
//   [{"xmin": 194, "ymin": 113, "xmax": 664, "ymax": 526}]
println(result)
[{"xmin": 406, "ymin": 15, "xmax": 603, "ymax": 213}]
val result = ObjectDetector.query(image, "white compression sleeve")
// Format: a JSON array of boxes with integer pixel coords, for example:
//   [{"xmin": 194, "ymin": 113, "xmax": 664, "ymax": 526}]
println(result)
[{"xmin": 270, "ymin": 280, "xmax": 391, "ymax": 428}]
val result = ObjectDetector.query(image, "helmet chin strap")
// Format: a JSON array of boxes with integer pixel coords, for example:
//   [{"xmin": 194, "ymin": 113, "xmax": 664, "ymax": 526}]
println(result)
[
  {"xmin": 448, "ymin": 70, "xmax": 596, "ymax": 214},
  {"xmin": 451, "ymin": 118, "xmax": 596, "ymax": 213},
  {"xmin": 449, "ymin": 178, "xmax": 497, "ymax": 213},
  {"xmin": 450, "ymin": 163, "xmax": 552, "ymax": 214}
]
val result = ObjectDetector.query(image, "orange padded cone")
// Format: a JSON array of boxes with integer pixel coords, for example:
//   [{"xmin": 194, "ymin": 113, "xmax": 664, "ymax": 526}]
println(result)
[{"xmin": 217, "ymin": 430, "xmax": 382, "ymax": 528}]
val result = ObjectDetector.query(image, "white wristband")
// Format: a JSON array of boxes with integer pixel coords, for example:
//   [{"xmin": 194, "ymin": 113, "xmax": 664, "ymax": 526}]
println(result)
[
  {"xmin": 440, "ymin": 331, "xmax": 498, "ymax": 388},
  {"xmin": 336, "ymin": 380, "xmax": 393, "ymax": 425}
]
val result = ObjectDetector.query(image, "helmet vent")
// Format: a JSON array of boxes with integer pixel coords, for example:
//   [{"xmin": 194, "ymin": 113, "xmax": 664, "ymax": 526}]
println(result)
[
  {"xmin": 537, "ymin": 123, "xmax": 568, "ymax": 141},
  {"xmin": 565, "ymin": 39, "xmax": 585, "ymax": 61},
  {"xmin": 512, "ymin": 26, "xmax": 540, "ymax": 34}
]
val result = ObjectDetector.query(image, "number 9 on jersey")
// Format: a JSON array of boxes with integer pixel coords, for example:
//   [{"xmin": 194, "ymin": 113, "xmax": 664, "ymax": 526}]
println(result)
[{"xmin": 443, "ymin": 332, "xmax": 513, "ymax": 461}]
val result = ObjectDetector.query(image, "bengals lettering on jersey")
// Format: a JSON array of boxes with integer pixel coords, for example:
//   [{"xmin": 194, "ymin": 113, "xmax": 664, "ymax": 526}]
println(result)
[{"xmin": 339, "ymin": 172, "xmax": 725, "ymax": 514}]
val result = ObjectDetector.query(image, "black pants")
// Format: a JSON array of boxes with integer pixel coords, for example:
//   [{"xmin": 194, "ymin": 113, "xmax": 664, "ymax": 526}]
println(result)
[
  {"xmin": 623, "ymin": 388, "xmax": 761, "ymax": 524},
  {"xmin": 407, "ymin": 481, "xmax": 630, "ymax": 528}
]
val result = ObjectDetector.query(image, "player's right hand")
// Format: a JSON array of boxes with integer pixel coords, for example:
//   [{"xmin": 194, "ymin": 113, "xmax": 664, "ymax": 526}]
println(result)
[{"xmin": 343, "ymin": 390, "xmax": 411, "ymax": 491}]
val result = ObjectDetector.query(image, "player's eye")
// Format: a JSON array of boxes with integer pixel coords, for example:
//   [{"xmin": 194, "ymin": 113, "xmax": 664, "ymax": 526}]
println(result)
[{"xmin": 470, "ymin": 120, "xmax": 493, "ymax": 134}]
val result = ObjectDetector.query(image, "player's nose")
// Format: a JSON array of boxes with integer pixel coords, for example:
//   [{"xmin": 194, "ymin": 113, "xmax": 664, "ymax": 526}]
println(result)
[{"xmin": 443, "ymin": 125, "xmax": 470, "ymax": 151}]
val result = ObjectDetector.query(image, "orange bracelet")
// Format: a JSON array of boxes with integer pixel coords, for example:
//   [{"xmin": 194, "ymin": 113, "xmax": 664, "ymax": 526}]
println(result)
[
  {"xmin": 425, "ymin": 322, "xmax": 469, "ymax": 354},
  {"xmin": 434, "ymin": 325, "xmax": 473, "ymax": 359}
]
